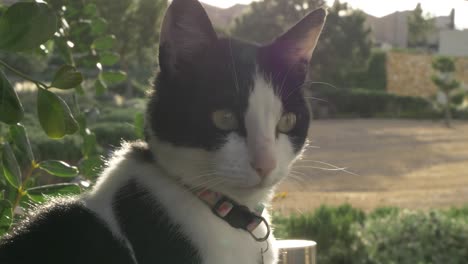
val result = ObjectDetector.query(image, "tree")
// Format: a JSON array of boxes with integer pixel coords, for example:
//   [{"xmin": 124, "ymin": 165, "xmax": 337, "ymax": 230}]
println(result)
[
  {"xmin": 0, "ymin": 1, "xmax": 146, "ymax": 236},
  {"xmin": 96, "ymin": 0, "xmax": 167, "ymax": 97},
  {"xmin": 431, "ymin": 56, "xmax": 462, "ymax": 127},
  {"xmin": 232, "ymin": 0, "xmax": 325, "ymax": 44},
  {"xmin": 232, "ymin": 0, "xmax": 372, "ymax": 88},
  {"xmin": 407, "ymin": 3, "xmax": 435, "ymax": 48}
]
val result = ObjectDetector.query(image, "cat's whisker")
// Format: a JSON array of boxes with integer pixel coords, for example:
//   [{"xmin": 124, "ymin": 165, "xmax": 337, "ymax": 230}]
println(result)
[
  {"xmin": 277, "ymin": 62, "xmax": 297, "ymax": 98},
  {"xmin": 290, "ymin": 170, "xmax": 307, "ymax": 177},
  {"xmin": 228, "ymin": 38, "xmax": 240, "ymax": 97},
  {"xmin": 283, "ymin": 172, "xmax": 310, "ymax": 191},
  {"xmin": 304, "ymin": 96, "xmax": 329, "ymax": 103},
  {"xmin": 186, "ymin": 173, "xmax": 218, "ymax": 182},
  {"xmin": 288, "ymin": 174, "xmax": 306, "ymax": 183},
  {"xmin": 293, "ymin": 165, "xmax": 359, "ymax": 176},
  {"xmin": 293, "ymin": 165, "xmax": 347, "ymax": 171},
  {"xmin": 294, "ymin": 159, "xmax": 360, "ymax": 176},
  {"xmin": 185, "ymin": 177, "xmax": 222, "ymax": 192},
  {"xmin": 283, "ymin": 80, "xmax": 337, "ymax": 103},
  {"xmin": 303, "ymin": 80, "xmax": 340, "ymax": 90}
]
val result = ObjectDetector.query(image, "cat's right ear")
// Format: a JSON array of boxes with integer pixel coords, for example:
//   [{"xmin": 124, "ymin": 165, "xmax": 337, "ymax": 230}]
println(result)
[{"xmin": 159, "ymin": 0, "xmax": 217, "ymax": 74}]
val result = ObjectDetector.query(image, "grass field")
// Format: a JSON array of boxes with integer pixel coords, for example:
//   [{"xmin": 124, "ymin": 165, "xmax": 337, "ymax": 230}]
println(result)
[{"xmin": 274, "ymin": 119, "xmax": 468, "ymax": 214}]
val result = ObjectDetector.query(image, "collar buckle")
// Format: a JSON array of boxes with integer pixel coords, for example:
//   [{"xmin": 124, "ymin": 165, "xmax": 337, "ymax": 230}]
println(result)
[{"xmin": 211, "ymin": 196, "xmax": 270, "ymax": 242}]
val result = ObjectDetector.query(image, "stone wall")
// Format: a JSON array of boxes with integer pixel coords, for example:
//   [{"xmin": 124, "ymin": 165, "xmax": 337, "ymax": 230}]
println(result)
[{"xmin": 386, "ymin": 52, "xmax": 468, "ymax": 98}]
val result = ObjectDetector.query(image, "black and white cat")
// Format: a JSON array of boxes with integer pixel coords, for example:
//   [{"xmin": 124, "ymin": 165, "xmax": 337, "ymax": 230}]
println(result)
[{"xmin": 0, "ymin": 0, "xmax": 326, "ymax": 263}]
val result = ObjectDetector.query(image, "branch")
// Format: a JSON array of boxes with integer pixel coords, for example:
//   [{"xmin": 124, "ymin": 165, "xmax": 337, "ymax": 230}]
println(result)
[{"xmin": 0, "ymin": 59, "xmax": 49, "ymax": 89}]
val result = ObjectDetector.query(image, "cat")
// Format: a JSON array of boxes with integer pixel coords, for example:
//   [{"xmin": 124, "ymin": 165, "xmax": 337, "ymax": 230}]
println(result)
[{"xmin": 0, "ymin": 0, "xmax": 326, "ymax": 263}]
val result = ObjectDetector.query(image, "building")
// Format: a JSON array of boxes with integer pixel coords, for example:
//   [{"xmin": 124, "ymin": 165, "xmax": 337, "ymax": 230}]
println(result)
[
  {"xmin": 439, "ymin": 29, "xmax": 468, "ymax": 57},
  {"xmin": 365, "ymin": 9, "xmax": 455, "ymax": 51}
]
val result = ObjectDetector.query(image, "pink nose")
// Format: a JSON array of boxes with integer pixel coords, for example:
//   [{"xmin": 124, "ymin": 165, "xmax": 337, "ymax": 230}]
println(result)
[{"xmin": 250, "ymin": 159, "xmax": 277, "ymax": 178}]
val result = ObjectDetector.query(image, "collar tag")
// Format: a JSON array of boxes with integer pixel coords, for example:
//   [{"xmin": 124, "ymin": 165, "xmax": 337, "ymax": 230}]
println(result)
[{"xmin": 197, "ymin": 189, "xmax": 270, "ymax": 242}]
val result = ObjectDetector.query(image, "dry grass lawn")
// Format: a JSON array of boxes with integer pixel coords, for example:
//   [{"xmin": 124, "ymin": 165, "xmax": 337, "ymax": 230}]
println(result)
[{"xmin": 273, "ymin": 119, "xmax": 468, "ymax": 214}]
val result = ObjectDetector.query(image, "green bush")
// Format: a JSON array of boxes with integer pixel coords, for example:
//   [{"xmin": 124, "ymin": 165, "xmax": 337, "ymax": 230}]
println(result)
[
  {"xmin": 273, "ymin": 205, "xmax": 468, "ymax": 264},
  {"xmin": 91, "ymin": 122, "xmax": 137, "ymax": 149},
  {"xmin": 443, "ymin": 205, "xmax": 468, "ymax": 219},
  {"xmin": 356, "ymin": 210, "xmax": 468, "ymax": 264},
  {"xmin": 273, "ymin": 204, "xmax": 366, "ymax": 264},
  {"xmin": 310, "ymin": 85, "xmax": 437, "ymax": 119},
  {"xmin": 367, "ymin": 206, "xmax": 400, "ymax": 220},
  {"xmin": 350, "ymin": 51, "xmax": 387, "ymax": 91}
]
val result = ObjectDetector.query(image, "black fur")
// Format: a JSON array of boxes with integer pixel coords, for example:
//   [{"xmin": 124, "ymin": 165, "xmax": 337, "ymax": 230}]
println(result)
[
  {"xmin": 0, "ymin": 145, "xmax": 201, "ymax": 264},
  {"xmin": 113, "ymin": 180, "xmax": 201, "ymax": 264},
  {"xmin": 0, "ymin": 199, "xmax": 135, "ymax": 264}
]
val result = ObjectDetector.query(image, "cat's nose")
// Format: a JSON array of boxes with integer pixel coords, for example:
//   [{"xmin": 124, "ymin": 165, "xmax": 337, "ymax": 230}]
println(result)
[{"xmin": 250, "ymin": 158, "xmax": 277, "ymax": 178}]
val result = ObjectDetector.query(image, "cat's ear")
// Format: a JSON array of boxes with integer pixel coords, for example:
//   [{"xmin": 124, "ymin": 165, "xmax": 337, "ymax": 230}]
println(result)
[
  {"xmin": 264, "ymin": 8, "xmax": 327, "ymax": 68},
  {"xmin": 159, "ymin": 0, "xmax": 217, "ymax": 73}
]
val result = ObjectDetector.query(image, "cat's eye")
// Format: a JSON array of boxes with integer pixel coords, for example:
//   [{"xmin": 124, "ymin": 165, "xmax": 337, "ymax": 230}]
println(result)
[
  {"xmin": 212, "ymin": 110, "xmax": 238, "ymax": 131},
  {"xmin": 277, "ymin": 112, "xmax": 297, "ymax": 133}
]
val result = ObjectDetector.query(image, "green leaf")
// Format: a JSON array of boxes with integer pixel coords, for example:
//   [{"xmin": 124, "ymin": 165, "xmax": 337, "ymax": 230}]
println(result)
[
  {"xmin": 9, "ymin": 124, "xmax": 34, "ymax": 162},
  {"xmin": 100, "ymin": 71, "xmax": 127, "ymax": 85},
  {"xmin": 55, "ymin": 38, "xmax": 74, "ymax": 65},
  {"xmin": 134, "ymin": 112, "xmax": 144, "ymax": 139},
  {"xmin": 37, "ymin": 89, "xmax": 79, "ymax": 139},
  {"xmin": 0, "ymin": 2, "xmax": 58, "ymax": 51},
  {"xmin": 0, "ymin": 199, "xmax": 12, "ymax": 236},
  {"xmin": 92, "ymin": 35, "xmax": 116, "ymax": 51},
  {"xmin": 79, "ymin": 156, "xmax": 104, "ymax": 179},
  {"xmin": 1, "ymin": 143, "xmax": 21, "ymax": 189},
  {"xmin": 27, "ymin": 183, "xmax": 81, "ymax": 203},
  {"xmin": 94, "ymin": 78, "xmax": 107, "ymax": 96},
  {"xmin": 51, "ymin": 65, "xmax": 83, "ymax": 89},
  {"xmin": 91, "ymin": 18, "xmax": 107, "ymax": 36},
  {"xmin": 83, "ymin": 3, "xmax": 98, "ymax": 17},
  {"xmin": 38, "ymin": 160, "xmax": 78, "ymax": 178},
  {"xmin": 100, "ymin": 52, "xmax": 120, "ymax": 66},
  {"xmin": 82, "ymin": 132, "xmax": 97, "ymax": 157},
  {"xmin": 0, "ymin": 69, "xmax": 23, "ymax": 124}
]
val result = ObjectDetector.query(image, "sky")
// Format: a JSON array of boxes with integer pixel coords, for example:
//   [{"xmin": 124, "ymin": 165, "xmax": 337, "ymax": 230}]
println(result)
[{"xmin": 200, "ymin": 0, "xmax": 468, "ymax": 29}]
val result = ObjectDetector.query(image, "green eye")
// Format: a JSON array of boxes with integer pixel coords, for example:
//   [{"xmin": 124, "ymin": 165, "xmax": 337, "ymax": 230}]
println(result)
[
  {"xmin": 277, "ymin": 112, "xmax": 297, "ymax": 133},
  {"xmin": 212, "ymin": 110, "xmax": 238, "ymax": 131}
]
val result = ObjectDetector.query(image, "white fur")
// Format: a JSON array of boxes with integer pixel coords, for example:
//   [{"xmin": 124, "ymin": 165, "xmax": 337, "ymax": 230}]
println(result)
[
  {"xmin": 83, "ymin": 73, "xmax": 301, "ymax": 264},
  {"xmin": 83, "ymin": 144, "xmax": 277, "ymax": 264}
]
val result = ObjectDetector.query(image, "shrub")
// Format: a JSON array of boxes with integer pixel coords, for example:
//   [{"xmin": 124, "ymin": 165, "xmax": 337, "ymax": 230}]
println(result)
[
  {"xmin": 443, "ymin": 205, "xmax": 468, "ymax": 219},
  {"xmin": 350, "ymin": 51, "xmax": 387, "ymax": 91},
  {"xmin": 368, "ymin": 206, "xmax": 400, "ymax": 220},
  {"xmin": 91, "ymin": 122, "xmax": 138, "ymax": 149},
  {"xmin": 273, "ymin": 204, "xmax": 366, "ymax": 264},
  {"xmin": 310, "ymin": 85, "xmax": 437, "ymax": 119},
  {"xmin": 356, "ymin": 210, "xmax": 468, "ymax": 264}
]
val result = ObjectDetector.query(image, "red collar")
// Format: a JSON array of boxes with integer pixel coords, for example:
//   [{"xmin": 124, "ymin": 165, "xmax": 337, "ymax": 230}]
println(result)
[{"xmin": 196, "ymin": 189, "xmax": 270, "ymax": 242}]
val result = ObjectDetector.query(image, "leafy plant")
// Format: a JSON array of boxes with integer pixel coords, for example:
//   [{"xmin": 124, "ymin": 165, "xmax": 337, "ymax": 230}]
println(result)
[
  {"xmin": 273, "ymin": 204, "xmax": 367, "ymax": 264},
  {"xmin": 0, "ymin": 1, "xmax": 127, "ymax": 236},
  {"xmin": 431, "ymin": 56, "xmax": 464, "ymax": 127},
  {"xmin": 0, "ymin": 124, "xmax": 80, "ymax": 236},
  {"xmin": 273, "ymin": 205, "xmax": 468, "ymax": 264},
  {"xmin": 356, "ymin": 210, "xmax": 468, "ymax": 264}
]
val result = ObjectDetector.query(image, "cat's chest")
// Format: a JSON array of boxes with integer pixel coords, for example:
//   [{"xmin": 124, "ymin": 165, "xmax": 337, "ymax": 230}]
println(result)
[
  {"xmin": 137, "ymin": 171, "xmax": 278, "ymax": 264},
  {"xmin": 181, "ymin": 209, "xmax": 277, "ymax": 264}
]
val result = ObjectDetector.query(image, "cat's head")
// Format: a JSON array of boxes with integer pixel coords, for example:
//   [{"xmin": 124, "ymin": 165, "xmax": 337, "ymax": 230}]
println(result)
[{"xmin": 147, "ymin": 0, "xmax": 325, "ymax": 198}]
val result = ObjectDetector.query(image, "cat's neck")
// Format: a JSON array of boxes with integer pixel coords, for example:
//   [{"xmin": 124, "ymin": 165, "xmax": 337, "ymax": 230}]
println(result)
[
  {"xmin": 160, "ymin": 166, "xmax": 275, "ymax": 210},
  {"xmin": 210, "ymin": 185, "xmax": 276, "ymax": 209}
]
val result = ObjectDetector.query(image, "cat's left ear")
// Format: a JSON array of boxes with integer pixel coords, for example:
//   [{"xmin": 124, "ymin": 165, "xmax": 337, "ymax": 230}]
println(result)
[
  {"xmin": 263, "ymin": 8, "xmax": 327, "ymax": 68},
  {"xmin": 159, "ymin": 0, "xmax": 217, "ymax": 74}
]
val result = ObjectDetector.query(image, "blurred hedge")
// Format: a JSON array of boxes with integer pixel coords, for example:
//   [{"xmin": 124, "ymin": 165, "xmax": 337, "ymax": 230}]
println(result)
[
  {"xmin": 309, "ymin": 85, "xmax": 438, "ymax": 119},
  {"xmin": 357, "ymin": 211, "xmax": 468, "ymax": 264},
  {"xmin": 273, "ymin": 205, "xmax": 468, "ymax": 264},
  {"xmin": 273, "ymin": 204, "xmax": 367, "ymax": 264},
  {"xmin": 350, "ymin": 51, "xmax": 387, "ymax": 91}
]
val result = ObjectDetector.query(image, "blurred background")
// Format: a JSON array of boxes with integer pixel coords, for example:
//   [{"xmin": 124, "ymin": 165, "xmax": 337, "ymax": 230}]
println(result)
[{"xmin": 1, "ymin": 0, "xmax": 468, "ymax": 262}]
